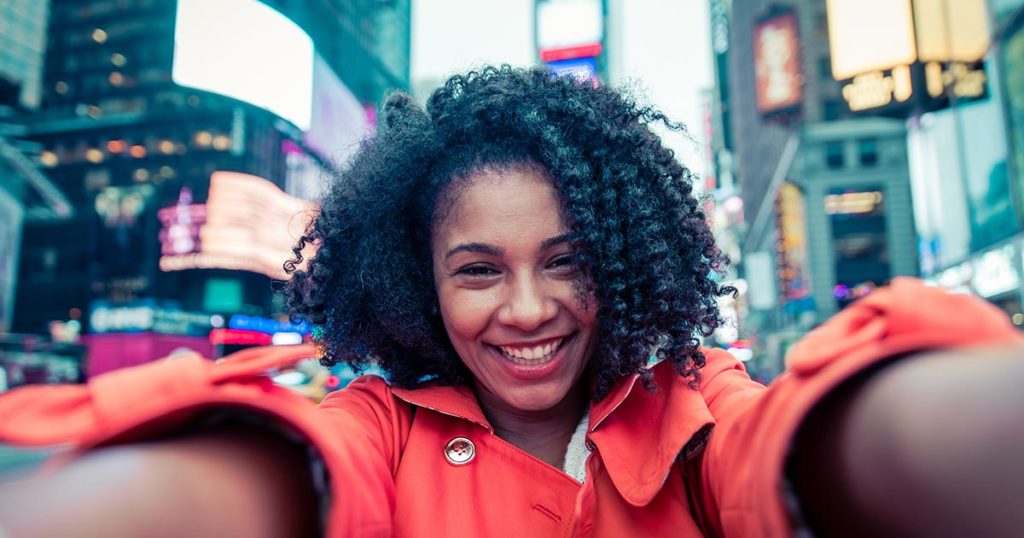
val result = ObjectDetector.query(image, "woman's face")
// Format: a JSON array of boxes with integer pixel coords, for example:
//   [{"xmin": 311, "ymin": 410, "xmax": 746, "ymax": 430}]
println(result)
[{"xmin": 431, "ymin": 166, "xmax": 598, "ymax": 413}]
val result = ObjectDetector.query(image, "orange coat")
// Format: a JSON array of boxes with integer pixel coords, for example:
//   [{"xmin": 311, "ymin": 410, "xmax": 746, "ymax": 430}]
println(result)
[{"xmin": 1, "ymin": 278, "xmax": 1021, "ymax": 536}]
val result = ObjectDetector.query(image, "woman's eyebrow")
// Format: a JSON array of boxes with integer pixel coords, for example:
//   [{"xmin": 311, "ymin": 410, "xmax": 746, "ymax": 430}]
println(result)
[
  {"xmin": 445, "ymin": 242, "xmax": 503, "ymax": 260},
  {"xmin": 541, "ymin": 232, "xmax": 578, "ymax": 250}
]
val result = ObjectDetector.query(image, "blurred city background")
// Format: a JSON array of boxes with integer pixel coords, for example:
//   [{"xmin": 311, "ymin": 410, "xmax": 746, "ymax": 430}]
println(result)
[{"xmin": 0, "ymin": 0, "xmax": 1022, "ymax": 397}]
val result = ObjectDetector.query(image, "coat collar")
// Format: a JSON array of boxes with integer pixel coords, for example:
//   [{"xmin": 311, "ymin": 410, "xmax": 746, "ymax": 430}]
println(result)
[
  {"xmin": 390, "ymin": 382, "xmax": 493, "ymax": 432},
  {"xmin": 587, "ymin": 359, "xmax": 715, "ymax": 506},
  {"xmin": 390, "ymin": 357, "xmax": 716, "ymax": 507}
]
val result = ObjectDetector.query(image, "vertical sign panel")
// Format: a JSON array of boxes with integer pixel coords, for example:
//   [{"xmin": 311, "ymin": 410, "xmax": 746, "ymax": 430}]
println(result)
[{"xmin": 754, "ymin": 9, "xmax": 803, "ymax": 117}]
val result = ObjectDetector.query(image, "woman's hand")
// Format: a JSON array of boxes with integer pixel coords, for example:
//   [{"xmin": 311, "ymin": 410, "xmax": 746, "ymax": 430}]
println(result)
[
  {"xmin": 0, "ymin": 425, "xmax": 318, "ymax": 537},
  {"xmin": 790, "ymin": 346, "xmax": 1024, "ymax": 537}
]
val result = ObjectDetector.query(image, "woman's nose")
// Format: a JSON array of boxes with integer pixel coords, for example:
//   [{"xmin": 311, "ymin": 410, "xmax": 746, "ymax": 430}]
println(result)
[{"xmin": 497, "ymin": 275, "xmax": 558, "ymax": 331}]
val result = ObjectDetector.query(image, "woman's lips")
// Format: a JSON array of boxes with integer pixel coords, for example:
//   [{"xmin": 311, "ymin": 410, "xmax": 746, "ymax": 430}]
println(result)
[
  {"xmin": 487, "ymin": 334, "xmax": 575, "ymax": 381},
  {"xmin": 495, "ymin": 337, "xmax": 565, "ymax": 364}
]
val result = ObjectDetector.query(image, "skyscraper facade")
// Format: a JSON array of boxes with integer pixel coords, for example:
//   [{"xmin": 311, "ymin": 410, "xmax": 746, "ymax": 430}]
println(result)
[{"xmin": 12, "ymin": 0, "xmax": 409, "ymax": 371}]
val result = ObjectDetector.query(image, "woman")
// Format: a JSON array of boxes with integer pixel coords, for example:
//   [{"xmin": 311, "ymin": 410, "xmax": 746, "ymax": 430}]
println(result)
[{"xmin": 1, "ymin": 66, "xmax": 1023, "ymax": 537}]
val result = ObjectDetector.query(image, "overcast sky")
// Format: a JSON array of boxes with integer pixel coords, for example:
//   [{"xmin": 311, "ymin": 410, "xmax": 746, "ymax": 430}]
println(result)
[{"xmin": 411, "ymin": 0, "xmax": 714, "ymax": 176}]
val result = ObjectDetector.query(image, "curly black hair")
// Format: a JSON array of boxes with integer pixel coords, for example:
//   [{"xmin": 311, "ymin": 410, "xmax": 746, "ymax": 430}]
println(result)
[{"xmin": 286, "ymin": 66, "xmax": 735, "ymax": 399}]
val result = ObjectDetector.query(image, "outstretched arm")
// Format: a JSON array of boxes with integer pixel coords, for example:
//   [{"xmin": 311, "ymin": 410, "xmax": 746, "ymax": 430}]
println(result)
[
  {"xmin": 789, "ymin": 346, "xmax": 1024, "ymax": 537},
  {"xmin": 0, "ymin": 425, "xmax": 318, "ymax": 537}
]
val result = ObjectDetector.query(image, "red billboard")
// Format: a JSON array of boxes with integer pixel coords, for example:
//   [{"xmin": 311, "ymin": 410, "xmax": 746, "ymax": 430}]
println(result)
[
  {"xmin": 158, "ymin": 172, "xmax": 317, "ymax": 280},
  {"xmin": 754, "ymin": 9, "xmax": 803, "ymax": 117}
]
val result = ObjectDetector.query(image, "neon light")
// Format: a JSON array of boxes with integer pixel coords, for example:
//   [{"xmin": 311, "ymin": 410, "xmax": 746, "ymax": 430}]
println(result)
[
  {"xmin": 158, "ymin": 172, "xmax": 317, "ymax": 279},
  {"xmin": 209, "ymin": 328, "xmax": 272, "ymax": 346}
]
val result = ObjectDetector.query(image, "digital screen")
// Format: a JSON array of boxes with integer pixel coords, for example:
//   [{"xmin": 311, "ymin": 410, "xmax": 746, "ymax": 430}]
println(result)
[
  {"xmin": 546, "ymin": 57, "xmax": 598, "ymax": 82},
  {"xmin": 172, "ymin": 0, "xmax": 314, "ymax": 130},
  {"xmin": 305, "ymin": 55, "xmax": 371, "ymax": 166},
  {"xmin": 1003, "ymin": 18, "xmax": 1024, "ymax": 214},
  {"xmin": 536, "ymin": 0, "xmax": 603, "ymax": 51},
  {"xmin": 158, "ymin": 172, "xmax": 318, "ymax": 280},
  {"xmin": 826, "ymin": 0, "xmax": 917, "ymax": 81},
  {"xmin": 754, "ymin": 10, "xmax": 803, "ymax": 115},
  {"xmin": 913, "ymin": 0, "xmax": 990, "ymax": 63}
]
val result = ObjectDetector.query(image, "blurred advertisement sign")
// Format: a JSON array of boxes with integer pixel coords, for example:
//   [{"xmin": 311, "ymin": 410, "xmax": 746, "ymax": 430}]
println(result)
[
  {"xmin": 932, "ymin": 261, "xmax": 974, "ymax": 294},
  {"xmin": 84, "ymin": 332, "xmax": 212, "ymax": 378},
  {"xmin": 172, "ymin": 0, "xmax": 314, "ymax": 130},
  {"xmin": 283, "ymin": 140, "xmax": 323, "ymax": 201},
  {"xmin": 209, "ymin": 328, "xmax": 272, "ymax": 346},
  {"xmin": 754, "ymin": 8, "xmax": 803, "ymax": 117},
  {"xmin": 157, "ymin": 172, "xmax": 317, "ymax": 280},
  {"xmin": 826, "ymin": 0, "xmax": 989, "ymax": 115},
  {"xmin": 305, "ymin": 55, "xmax": 372, "ymax": 167},
  {"xmin": 228, "ymin": 314, "xmax": 311, "ymax": 336},
  {"xmin": 1003, "ymin": 16, "xmax": 1024, "ymax": 207},
  {"xmin": 89, "ymin": 300, "xmax": 212, "ymax": 336},
  {"xmin": 745, "ymin": 251, "xmax": 778, "ymax": 310},
  {"xmin": 775, "ymin": 183, "xmax": 814, "ymax": 314},
  {"xmin": 546, "ymin": 57, "xmax": 598, "ymax": 83},
  {"xmin": 536, "ymin": 0, "xmax": 603, "ymax": 62},
  {"xmin": 972, "ymin": 244, "xmax": 1020, "ymax": 298}
]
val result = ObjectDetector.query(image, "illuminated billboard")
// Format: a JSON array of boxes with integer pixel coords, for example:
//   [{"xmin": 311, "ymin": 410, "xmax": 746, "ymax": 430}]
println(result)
[
  {"xmin": 158, "ymin": 172, "xmax": 317, "ymax": 280},
  {"xmin": 1003, "ymin": 16, "xmax": 1024, "ymax": 207},
  {"xmin": 305, "ymin": 55, "xmax": 372, "ymax": 165},
  {"xmin": 826, "ymin": 0, "xmax": 989, "ymax": 114},
  {"xmin": 546, "ymin": 57, "xmax": 598, "ymax": 83},
  {"xmin": 775, "ymin": 182, "xmax": 811, "ymax": 310},
  {"xmin": 754, "ymin": 8, "xmax": 803, "ymax": 117},
  {"xmin": 172, "ymin": 0, "xmax": 314, "ymax": 130},
  {"xmin": 827, "ymin": 0, "xmax": 918, "ymax": 81},
  {"xmin": 536, "ymin": 0, "xmax": 603, "ymax": 63}
]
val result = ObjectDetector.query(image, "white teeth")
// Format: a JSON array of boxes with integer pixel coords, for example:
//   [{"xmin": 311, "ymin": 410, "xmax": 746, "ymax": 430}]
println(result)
[{"xmin": 497, "ymin": 338, "xmax": 564, "ymax": 363}]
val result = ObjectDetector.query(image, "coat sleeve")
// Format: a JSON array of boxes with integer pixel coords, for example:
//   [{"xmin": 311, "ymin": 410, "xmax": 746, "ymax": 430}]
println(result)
[
  {"xmin": 0, "ymin": 343, "xmax": 402, "ymax": 537},
  {"xmin": 695, "ymin": 277, "xmax": 1024, "ymax": 537}
]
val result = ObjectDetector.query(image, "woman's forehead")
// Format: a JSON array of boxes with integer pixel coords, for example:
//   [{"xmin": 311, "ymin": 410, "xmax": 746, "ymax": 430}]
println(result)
[{"xmin": 433, "ymin": 167, "xmax": 571, "ymax": 246}]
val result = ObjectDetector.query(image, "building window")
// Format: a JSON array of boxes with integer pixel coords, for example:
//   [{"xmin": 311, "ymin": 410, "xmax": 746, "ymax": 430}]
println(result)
[
  {"xmin": 823, "ymin": 100, "xmax": 844, "ymax": 121},
  {"xmin": 816, "ymin": 12, "xmax": 829, "ymax": 39},
  {"xmin": 858, "ymin": 138, "xmax": 879, "ymax": 167},
  {"xmin": 819, "ymin": 56, "xmax": 832, "ymax": 80},
  {"xmin": 825, "ymin": 141, "xmax": 845, "ymax": 169}
]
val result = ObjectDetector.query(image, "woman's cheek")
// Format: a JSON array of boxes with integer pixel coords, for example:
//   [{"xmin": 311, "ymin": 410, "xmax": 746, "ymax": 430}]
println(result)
[{"xmin": 443, "ymin": 288, "xmax": 498, "ymax": 336}]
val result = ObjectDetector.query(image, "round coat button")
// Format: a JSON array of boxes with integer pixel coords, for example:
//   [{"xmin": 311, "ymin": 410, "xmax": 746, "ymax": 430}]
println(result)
[{"xmin": 444, "ymin": 437, "xmax": 475, "ymax": 465}]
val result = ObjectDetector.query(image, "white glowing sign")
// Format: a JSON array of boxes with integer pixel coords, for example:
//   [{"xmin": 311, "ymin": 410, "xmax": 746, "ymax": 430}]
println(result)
[
  {"xmin": 537, "ymin": 0, "xmax": 603, "ymax": 51},
  {"xmin": 172, "ymin": 0, "xmax": 314, "ymax": 130},
  {"xmin": 158, "ymin": 172, "xmax": 317, "ymax": 279},
  {"xmin": 936, "ymin": 261, "xmax": 974, "ymax": 294},
  {"xmin": 826, "ymin": 0, "xmax": 990, "ymax": 113},
  {"xmin": 973, "ymin": 244, "xmax": 1019, "ymax": 298}
]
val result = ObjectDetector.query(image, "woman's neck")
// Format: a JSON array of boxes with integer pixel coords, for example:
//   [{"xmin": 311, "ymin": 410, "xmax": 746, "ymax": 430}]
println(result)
[{"xmin": 474, "ymin": 381, "xmax": 588, "ymax": 469}]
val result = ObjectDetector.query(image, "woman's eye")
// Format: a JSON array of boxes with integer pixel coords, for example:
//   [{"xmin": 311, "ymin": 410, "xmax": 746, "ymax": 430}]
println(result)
[
  {"xmin": 456, "ymin": 264, "xmax": 499, "ymax": 277},
  {"xmin": 548, "ymin": 254, "xmax": 577, "ymax": 271}
]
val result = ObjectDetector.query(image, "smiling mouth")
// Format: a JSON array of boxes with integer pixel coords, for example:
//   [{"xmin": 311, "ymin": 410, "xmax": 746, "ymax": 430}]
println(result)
[{"xmin": 492, "ymin": 336, "xmax": 569, "ymax": 366}]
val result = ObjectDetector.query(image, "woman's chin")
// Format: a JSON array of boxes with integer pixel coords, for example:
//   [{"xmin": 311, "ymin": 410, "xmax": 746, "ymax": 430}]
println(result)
[{"xmin": 495, "ymin": 380, "xmax": 580, "ymax": 413}]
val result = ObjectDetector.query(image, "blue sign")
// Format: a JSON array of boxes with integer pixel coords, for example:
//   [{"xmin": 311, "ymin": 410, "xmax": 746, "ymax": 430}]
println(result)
[
  {"xmin": 228, "ymin": 314, "xmax": 312, "ymax": 335},
  {"xmin": 546, "ymin": 57, "xmax": 598, "ymax": 82}
]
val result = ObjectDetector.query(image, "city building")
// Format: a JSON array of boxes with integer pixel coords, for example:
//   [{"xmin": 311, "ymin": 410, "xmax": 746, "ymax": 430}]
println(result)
[
  {"xmin": 0, "ymin": 0, "xmax": 88, "ymax": 384},
  {"xmin": 912, "ymin": 0, "xmax": 1024, "ymax": 321},
  {"xmin": 11, "ymin": 0, "xmax": 407, "ymax": 371},
  {"xmin": 0, "ymin": 0, "xmax": 49, "ymax": 109},
  {"xmin": 710, "ymin": 0, "xmax": 920, "ymax": 375}
]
